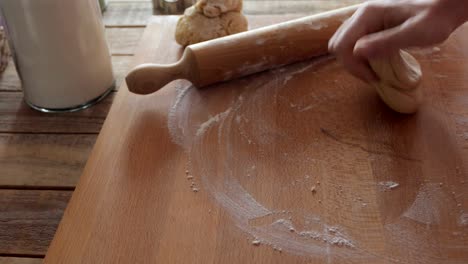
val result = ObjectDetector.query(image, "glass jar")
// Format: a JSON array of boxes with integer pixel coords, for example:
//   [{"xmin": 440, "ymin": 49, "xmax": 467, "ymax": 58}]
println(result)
[{"xmin": 0, "ymin": 0, "xmax": 115, "ymax": 112}]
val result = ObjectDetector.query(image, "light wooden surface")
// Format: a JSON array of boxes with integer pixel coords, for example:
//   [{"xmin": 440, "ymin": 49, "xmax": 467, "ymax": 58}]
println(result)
[
  {"xmin": 0, "ymin": 1, "xmax": 367, "ymax": 263},
  {"xmin": 0, "ymin": 258, "xmax": 42, "ymax": 264},
  {"xmin": 44, "ymin": 15, "xmax": 468, "ymax": 263}
]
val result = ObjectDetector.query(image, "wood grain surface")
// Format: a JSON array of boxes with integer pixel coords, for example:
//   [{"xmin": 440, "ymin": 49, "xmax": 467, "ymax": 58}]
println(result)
[
  {"xmin": 0, "ymin": 190, "xmax": 71, "ymax": 255},
  {"xmin": 0, "ymin": 258, "xmax": 42, "ymax": 264},
  {"xmin": 1, "ymin": 2, "xmax": 353, "ymax": 261},
  {"xmin": 44, "ymin": 16, "xmax": 468, "ymax": 264},
  {"xmin": 0, "ymin": 93, "xmax": 114, "ymax": 133},
  {"xmin": 0, "ymin": 134, "xmax": 96, "ymax": 188}
]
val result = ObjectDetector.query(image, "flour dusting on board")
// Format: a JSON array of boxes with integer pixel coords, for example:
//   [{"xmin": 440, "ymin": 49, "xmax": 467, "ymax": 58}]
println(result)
[
  {"xmin": 255, "ymin": 38, "xmax": 266, "ymax": 45},
  {"xmin": 378, "ymin": 181, "xmax": 399, "ymax": 191},
  {"xmin": 166, "ymin": 55, "xmax": 468, "ymax": 262},
  {"xmin": 459, "ymin": 213, "xmax": 468, "ymax": 227},
  {"xmin": 196, "ymin": 108, "xmax": 232, "ymax": 137},
  {"xmin": 402, "ymin": 183, "xmax": 451, "ymax": 225},
  {"xmin": 167, "ymin": 83, "xmax": 194, "ymax": 147}
]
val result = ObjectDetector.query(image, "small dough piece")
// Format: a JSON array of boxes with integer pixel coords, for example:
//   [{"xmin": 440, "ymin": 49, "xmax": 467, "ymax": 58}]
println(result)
[
  {"xmin": 369, "ymin": 50, "xmax": 423, "ymax": 114},
  {"xmin": 195, "ymin": 0, "xmax": 242, "ymax": 17},
  {"xmin": 175, "ymin": 6, "xmax": 248, "ymax": 46}
]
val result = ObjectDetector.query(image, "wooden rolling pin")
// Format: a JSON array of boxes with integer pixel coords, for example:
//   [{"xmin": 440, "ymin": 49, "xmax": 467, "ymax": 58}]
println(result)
[{"xmin": 126, "ymin": 4, "xmax": 360, "ymax": 95}]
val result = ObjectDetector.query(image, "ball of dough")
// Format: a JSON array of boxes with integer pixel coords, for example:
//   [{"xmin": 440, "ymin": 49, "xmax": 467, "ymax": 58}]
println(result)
[
  {"xmin": 175, "ymin": 6, "xmax": 248, "ymax": 46},
  {"xmin": 195, "ymin": 0, "xmax": 242, "ymax": 17},
  {"xmin": 369, "ymin": 50, "xmax": 423, "ymax": 114}
]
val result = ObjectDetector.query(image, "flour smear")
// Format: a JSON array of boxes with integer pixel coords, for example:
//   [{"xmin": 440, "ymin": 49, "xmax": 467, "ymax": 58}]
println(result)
[{"xmin": 166, "ymin": 57, "xmax": 468, "ymax": 263}]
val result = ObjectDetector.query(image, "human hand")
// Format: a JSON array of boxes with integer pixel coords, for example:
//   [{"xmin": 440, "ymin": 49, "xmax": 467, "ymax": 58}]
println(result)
[{"xmin": 328, "ymin": 0, "xmax": 468, "ymax": 83}]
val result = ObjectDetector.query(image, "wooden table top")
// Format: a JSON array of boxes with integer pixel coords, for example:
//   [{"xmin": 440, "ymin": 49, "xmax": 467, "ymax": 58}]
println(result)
[
  {"xmin": 42, "ymin": 14, "xmax": 468, "ymax": 264},
  {"xmin": 0, "ymin": 1, "xmax": 365, "ymax": 263}
]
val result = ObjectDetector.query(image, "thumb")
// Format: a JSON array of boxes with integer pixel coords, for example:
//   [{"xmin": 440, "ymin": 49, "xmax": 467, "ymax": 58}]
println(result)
[{"xmin": 354, "ymin": 19, "xmax": 421, "ymax": 59}]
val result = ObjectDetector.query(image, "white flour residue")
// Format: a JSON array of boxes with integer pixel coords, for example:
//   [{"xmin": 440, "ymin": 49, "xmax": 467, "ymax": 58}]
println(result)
[
  {"xmin": 402, "ymin": 183, "xmax": 452, "ymax": 225},
  {"xmin": 299, "ymin": 228, "xmax": 355, "ymax": 248},
  {"xmin": 459, "ymin": 213, "xmax": 468, "ymax": 227},
  {"xmin": 196, "ymin": 108, "xmax": 232, "ymax": 137},
  {"xmin": 235, "ymin": 115, "xmax": 242, "ymax": 124},
  {"xmin": 271, "ymin": 219, "xmax": 355, "ymax": 248},
  {"xmin": 307, "ymin": 21, "xmax": 328, "ymax": 30},
  {"xmin": 409, "ymin": 46, "xmax": 443, "ymax": 56},
  {"xmin": 251, "ymin": 239, "xmax": 261, "ymax": 246},
  {"xmin": 272, "ymin": 218, "xmax": 296, "ymax": 232},
  {"xmin": 236, "ymin": 60, "xmax": 269, "ymax": 76},
  {"xmin": 298, "ymin": 105, "xmax": 315, "ymax": 112},
  {"xmin": 213, "ymin": 177, "xmax": 272, "ymax": 220},
  {"xmin": 167, "ymin": 83, "xmax": 194, "ymax": 148},
  {"xmin": 255, "ymin": 38, "xmax": 266, "ymax": 45},
  {"xmin": 164, "ymin": 56, "xmax": 468, "ymax": 262},
  {"xmin": 282, "ymin": 75, "xmax": 293, "ymax": 85},
  {"xmin": 378, "ymin": 181, "xmax": 400, "ymax": 191},
  {"xmin": 280, "ymin": 55, "xmax": 333, "ymax": 86},
  {"xmin": 184, "ymin": 61, "xmax": 370, "ymax": 259}
]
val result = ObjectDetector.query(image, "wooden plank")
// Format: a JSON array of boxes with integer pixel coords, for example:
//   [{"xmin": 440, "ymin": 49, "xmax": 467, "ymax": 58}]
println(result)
[
  {"xmin": 0, "ymin": 92, "xmax": 114, "ymax": 133},
  {"xmin": 103, "ymin": 2, "xmax": 153, "ymax": 26},
  {"xmin": 0, "ymin": 134, "xmax": 97, "ymax": 188},
  {"xmin": 0, "ymin": 59, "xmax": 21, "ymax": 92},
  {"xmin": 112, "ymin": 55, "xmax": 133, "ymax": 89},
  {"xmin": 0, "ymin": 190, "xmax": 72, "ymax": 256},
  {"xmin": 0, "ymin": 258, "xmax": 42, "ymax": 264},
  {"xmin": 243, "ymin": 0, "xmax": 365, "ymax": 15},
  {"xmin": 101, "ymin": 0, "xmax": 365, "ymax": 24},
  {"xmin": 105, "ymin": 27, "xmax": 145, "ymax": 55},
  {"xmin": 108, "ymin": 0, "xmax": 150, "ymax": 2}
]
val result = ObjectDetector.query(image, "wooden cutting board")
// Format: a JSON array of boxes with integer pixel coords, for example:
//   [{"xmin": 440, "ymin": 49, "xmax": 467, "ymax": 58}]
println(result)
[{"xmin": 44, "ymin": 16, "xmax": 468, "ymax": 264}]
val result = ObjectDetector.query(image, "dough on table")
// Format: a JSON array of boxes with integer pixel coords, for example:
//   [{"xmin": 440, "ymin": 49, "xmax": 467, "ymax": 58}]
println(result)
[
  {"xmin": 195, "ymin": 0, "xmax": 242, "ymax": 17},
  {"xmin": 369, "ymin": 50, "xmax": 423, "ymax": 114},
  {"xmin": 175, "ymin": 6, "xmax": 248, "ymax": 46}
]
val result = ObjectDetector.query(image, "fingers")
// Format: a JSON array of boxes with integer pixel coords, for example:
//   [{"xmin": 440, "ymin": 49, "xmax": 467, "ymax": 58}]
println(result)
[
  {"xmin": 357, "ymin": 15, "xmax": 454, "ymax": 60},
  {"xmin": 328, "ymin": 15, "xmax": 353, "ymax": 53},
  {"xmin": 329, "ymin": 3, "xmax": 387, "ymax": 82},
  {"xmin": 353, "ymin": 16, "xmax": 419, "ymax": 59},
  {"xmin": 339, "ymin": 54, "xmax": 379, "ymax": 83},
  {"xmin": 329, "ymin": 4, "xmax": 383, "ymax": 55}
]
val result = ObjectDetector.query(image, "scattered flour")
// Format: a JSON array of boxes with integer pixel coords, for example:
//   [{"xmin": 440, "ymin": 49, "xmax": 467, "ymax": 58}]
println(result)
[
  {"xmin": 299, "ymin": 226, "xmax": 355, "ymax": 248},
  {"xmin": 252, "ymin": 239, "xmax": 261, "ymax": 246},
  {"xmin": 167, "ymin": 84, "xmax": 193, "ymax": 147},
  {"xmin": 271, "ymin": 219, "xmax": 355, "ymax": 249},
  {"xmin": 272, "ymin": 218, "xmax": 295, "ymax": 232},
  {"xmin": 196, "ymin": 108, "xmax": 232, "ymax": 137},
  {"xmin": 459, "ymin": 213, "xmax": 468, "ymax": 227},
  {"xmin": 307, "ymin": 21, "xmax": 328, "ymax": 30},
  {"xmin": 235, "ymin": 115, "xmax": 242, "ymax": 124},
  {"xmin": 255, "ymin": 38, "xmax": 266, "ymax": 45},
  {"xmin": 402, "ymin": 184, "xmax": 450, "ymax": 225},
  {"xmin": 378, "ymin": 181, "xmax": 400, "ymax": 190},
  {"xmin": 165, "ymin": 56, "xmax": 468, "ymax": 262}
]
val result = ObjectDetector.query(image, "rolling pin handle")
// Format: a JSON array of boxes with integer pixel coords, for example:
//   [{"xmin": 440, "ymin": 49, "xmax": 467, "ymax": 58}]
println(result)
[
  {"xmin": 126, "ymin": 63, "xmax": 182, "ymax": 95},
  {"xmin": 126, "ymin": 60, "xmax": 188, "ymax": 95}
]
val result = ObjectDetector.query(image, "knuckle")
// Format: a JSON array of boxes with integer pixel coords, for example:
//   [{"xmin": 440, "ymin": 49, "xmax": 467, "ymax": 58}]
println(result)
[{"xmin": 361, "ymin": 2, "xmax": 379, "ymax": 14}]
